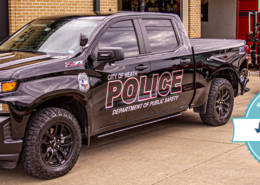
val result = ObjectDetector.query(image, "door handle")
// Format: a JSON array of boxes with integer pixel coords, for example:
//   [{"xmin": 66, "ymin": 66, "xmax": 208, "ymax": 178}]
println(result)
[
  {"xmin": 180, "ymin": 59, "xmax": 191, "ymax": 65},
  {"xmin": 135, "ymin": 65, "xmax": 148, "ymax": 70}
]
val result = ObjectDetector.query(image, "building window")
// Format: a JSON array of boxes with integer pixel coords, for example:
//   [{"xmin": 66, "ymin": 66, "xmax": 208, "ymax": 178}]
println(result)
[{"xmin": 122, "ymin": 0, "xmax": 181, "ymax": 16}]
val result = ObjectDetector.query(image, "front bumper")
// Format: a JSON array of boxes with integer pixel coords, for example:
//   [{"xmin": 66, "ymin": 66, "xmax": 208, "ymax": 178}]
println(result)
[{"xmin": 0, "ymin": 115, "xmax": 23, "ymax": 169}]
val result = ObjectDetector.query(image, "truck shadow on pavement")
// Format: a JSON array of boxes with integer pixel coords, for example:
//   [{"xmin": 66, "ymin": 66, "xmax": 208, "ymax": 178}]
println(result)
[{"xmin": 0, "ymin": 110, "xmax": 229, "ymax": 183}]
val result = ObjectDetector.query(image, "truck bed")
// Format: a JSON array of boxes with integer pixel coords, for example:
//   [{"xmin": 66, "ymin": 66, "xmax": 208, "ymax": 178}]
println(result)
[{"xmin": 190, "ymin": 38, "xmax": 245, "ymax": 54}]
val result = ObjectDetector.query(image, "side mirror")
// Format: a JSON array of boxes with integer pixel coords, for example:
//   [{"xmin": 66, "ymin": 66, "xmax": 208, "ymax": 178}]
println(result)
[
  {"xmin": 91, "ymin": 47, "xmax": 124, "ymax": 69},
  {"xmin": 98, "ymin": 47, "xmax": 124, "ymax": 62},
  {"xmin": 80, "ymin": 33, "xmax": 88, "ymax": 47}
]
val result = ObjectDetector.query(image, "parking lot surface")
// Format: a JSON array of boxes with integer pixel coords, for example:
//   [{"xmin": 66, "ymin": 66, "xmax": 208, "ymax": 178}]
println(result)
[{"xmin": 0, "ymin": 76, "xmax": 260, "ymax": 185}]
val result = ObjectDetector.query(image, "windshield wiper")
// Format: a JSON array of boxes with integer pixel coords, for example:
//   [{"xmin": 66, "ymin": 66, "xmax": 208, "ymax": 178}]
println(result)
[{"xmin": 22, "ymin": 50, "xmax": 47, "ymax": 55}]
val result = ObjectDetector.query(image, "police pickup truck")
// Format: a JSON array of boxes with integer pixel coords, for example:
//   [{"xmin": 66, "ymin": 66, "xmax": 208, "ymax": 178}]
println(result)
[{"xmin": 0, "ymin": 12, "xmax": 249, "ymax": 179}]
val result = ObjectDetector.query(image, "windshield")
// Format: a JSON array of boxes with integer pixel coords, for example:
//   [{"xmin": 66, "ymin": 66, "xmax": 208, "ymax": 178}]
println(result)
[{"xmin": 0, "ymin": 19, "xmax": 100, "ymax": 54}]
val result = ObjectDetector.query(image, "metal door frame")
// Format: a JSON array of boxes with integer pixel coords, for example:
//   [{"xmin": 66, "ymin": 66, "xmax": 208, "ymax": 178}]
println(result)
[{"xmin": 0, "ymin": 0, "xmax": 9, "ymax": 42}]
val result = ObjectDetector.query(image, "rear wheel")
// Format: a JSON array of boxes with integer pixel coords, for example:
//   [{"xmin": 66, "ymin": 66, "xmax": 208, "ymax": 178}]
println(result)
[
  {"xmin": 200, "ymin": 78, "xmax": 234, "ymax": 126},
  {"xmin": 21, "ymin": 107, "xmax": 81, "ymax": 179}
]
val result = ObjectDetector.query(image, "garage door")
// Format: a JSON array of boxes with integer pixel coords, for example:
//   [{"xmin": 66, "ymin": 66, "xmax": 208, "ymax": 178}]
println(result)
[{"xmin": 236, "ymin": 0, "xmax": 258, "ymax": 40}]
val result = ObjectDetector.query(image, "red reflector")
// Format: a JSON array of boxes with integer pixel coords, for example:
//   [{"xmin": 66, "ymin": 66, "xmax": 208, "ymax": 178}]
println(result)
[{"xmin": 245, "ymin": 45, "xmax": 250, "ymax": 52}]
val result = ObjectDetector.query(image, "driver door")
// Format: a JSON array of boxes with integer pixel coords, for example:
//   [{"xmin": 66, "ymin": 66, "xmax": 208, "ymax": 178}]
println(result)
[{"xmin": 90, "ymin": 18, "xmax": 152, "ymax": 132}]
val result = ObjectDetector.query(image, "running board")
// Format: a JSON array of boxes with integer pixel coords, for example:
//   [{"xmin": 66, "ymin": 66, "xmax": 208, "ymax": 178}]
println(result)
[{"xmin": 97, "ymin": 113, "xmax": 182, "ymax": 138}]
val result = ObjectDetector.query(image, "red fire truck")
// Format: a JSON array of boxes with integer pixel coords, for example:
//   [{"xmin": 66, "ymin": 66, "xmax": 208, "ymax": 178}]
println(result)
[
  {"xmin": 237, "ymin": 0, "xmax": 259, "ymax": 67},
  {"xmin": 237, "ymin": 0, "xmax": 258, "ymax": 40}
]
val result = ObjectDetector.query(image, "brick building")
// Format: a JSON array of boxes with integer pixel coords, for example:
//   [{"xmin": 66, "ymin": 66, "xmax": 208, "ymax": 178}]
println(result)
[
  {"xmin": 1, "ymin": 0, "xmax": 260, "ymax": 42},
  {"xmin": 0, "ymin": 0, "xmax": 201, "ymax": 41}
]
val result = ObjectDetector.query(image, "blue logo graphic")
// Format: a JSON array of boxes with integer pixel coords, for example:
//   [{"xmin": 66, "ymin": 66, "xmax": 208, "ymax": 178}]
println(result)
[
  {"xmin": 255, "ymin": 123, "xmax": 260, "ymax": 133},
  {"xmin": 232, "ymin": 92, "xmax": 260, "ymax": 163}
]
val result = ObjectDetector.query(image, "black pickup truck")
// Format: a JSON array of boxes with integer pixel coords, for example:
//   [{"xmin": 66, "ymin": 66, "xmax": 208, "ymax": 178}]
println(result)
[{"xmin": 0, "ymin": 12, "xmax": 249, "ymax": 179}]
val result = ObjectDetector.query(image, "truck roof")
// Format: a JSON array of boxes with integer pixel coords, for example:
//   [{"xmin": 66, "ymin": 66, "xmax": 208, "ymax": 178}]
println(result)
[{"xmin": 37, "ymin": 11, "xmax": 179, "ymax": 21}]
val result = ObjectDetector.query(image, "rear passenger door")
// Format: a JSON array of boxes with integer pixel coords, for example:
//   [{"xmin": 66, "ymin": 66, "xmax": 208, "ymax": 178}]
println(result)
[{"xmin": 138, "ymin": 17, "xmax": 194, "ymax": 115}]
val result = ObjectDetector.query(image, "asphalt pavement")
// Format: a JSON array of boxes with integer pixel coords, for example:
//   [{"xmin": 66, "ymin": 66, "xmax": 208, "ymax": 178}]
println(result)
[{"xmin": 0, "ymin": 76, "xmax": 260, "ymax": 185}]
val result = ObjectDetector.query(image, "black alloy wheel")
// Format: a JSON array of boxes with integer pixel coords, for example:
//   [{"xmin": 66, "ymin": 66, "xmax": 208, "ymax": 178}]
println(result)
[
  {"xmin": 215, "ymin": 87, "xmax": 231, "ymax": 120},
  {"xmin": 21, "ymin": 107, "xmax": 81, "ymax": 179},
  {"xmin": 41, "ymin": 123, "xmax": 74, "ymax": 167},
  {"xmin": 200, "ymin": 78, "xmax": 234, "ymax": 126}
]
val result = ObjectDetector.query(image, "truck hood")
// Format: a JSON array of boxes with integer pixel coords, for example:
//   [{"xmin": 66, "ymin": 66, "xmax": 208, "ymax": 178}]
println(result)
[
  {"xmin": 190, "ymin": 38, "xmax": 245, "ymax": 54},
  {"xmin": 0, "ymin": 51, "xmax": 53, "ymax": 81}
]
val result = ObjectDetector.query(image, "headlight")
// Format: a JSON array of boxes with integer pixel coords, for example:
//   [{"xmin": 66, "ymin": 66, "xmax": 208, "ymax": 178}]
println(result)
[
  {"xmin": 0, "ymin": 81, "xmax": 17, "ymax": 93},
  {"xmin": 0, "ymin": 103, "xmax": 9, "ymax": 112}
]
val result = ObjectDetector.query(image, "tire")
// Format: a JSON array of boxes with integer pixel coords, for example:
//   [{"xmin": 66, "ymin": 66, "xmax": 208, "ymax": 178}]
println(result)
[
  {"xmin": 21, "ymin": 107, "xmax": 82, "ymax": 179},
  {"xmin": 200, "ymin": 78, "xmax": 234, "ymax": 126}
]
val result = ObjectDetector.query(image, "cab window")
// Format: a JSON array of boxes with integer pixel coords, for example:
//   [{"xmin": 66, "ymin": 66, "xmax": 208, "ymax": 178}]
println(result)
[
  {"xmin": 98, "ymin": 20, "xmax": 140, "ymax": 57},
  {"xmin": 142, "ymin": 19, "xmax": 178, "ymax": 53}
]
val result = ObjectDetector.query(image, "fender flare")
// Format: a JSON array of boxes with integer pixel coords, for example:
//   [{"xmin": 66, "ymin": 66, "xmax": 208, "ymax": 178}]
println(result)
[
  {"xmin": 194, "ymin": 67, "xmax": 242, "ymax": 114},
  {"xmin": 8, "ymin": 89, "xmax": 92, "ymax": 140},
  {"xmin": 208, "ymin": 67, "xmax": 241, "ymax": 97}
]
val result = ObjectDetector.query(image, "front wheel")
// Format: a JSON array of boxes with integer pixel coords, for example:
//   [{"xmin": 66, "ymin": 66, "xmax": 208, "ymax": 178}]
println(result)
[
  {"xmin": 200, "ymin": 78, "xmax": 234, "ymax": 126},
  {"xmin": 21, "ymin": 107, "xmax": 82, "ymax": 179}
]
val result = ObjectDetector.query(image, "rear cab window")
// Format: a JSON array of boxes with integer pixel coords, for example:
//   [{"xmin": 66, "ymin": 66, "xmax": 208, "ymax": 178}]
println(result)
[{"xmin": 142, "ymin": 19, "xmax": 179, "ymax": 53}]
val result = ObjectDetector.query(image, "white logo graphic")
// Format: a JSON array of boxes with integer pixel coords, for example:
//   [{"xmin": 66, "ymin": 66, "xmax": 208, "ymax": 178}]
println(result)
[{"xmin": 78, "ymin": 73, "xmax": 90, "ymax": 93}]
